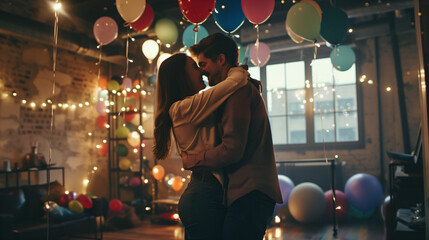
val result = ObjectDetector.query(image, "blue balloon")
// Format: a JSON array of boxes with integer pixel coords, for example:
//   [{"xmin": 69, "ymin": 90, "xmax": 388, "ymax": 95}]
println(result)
[
  {"xmin": 182, "ymin": 24, "xmax": 209, "ymax": 49},
  {"xmin": 276, "ymin": 175, "xmax": 295, "ymax": 207},
  {"xmin": 345, "ymin": 173, "xmax": 383, "ymax": 212},
  {"xmin": 330, "ymin": 45, "xmax": 355, "ymax": 71},
  {"xmin": 213, "ymin": 0, "xmax": 245, "ymax": 33},
  {"xmin": 148, "ymin": 74, "xmax": 157, "ymax": 85}
]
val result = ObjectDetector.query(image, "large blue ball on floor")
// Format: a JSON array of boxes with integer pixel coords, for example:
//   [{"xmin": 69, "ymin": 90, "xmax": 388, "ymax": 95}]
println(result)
[
  {"xmin": 277, "ymin": 175, "xmax": 295, "ymax": 207},
  {"xmin": 345, "ymin": 173, "xmax": 383, "ymax": 211},
  {"xmin": 288, "ymin": 182, "xmax": 326, "ymax": 223}
]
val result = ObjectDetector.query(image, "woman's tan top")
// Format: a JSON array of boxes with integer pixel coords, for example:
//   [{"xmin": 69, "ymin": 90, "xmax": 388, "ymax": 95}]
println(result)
[{"xmin": 169, "ymin": 67, "xmax": 249, "ymax": 185}]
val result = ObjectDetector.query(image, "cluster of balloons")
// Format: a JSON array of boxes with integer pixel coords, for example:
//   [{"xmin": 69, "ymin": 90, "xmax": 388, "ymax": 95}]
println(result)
[
  {"xmin": 152, "ymin": 165, "xmax": 184, "ymax": 192},
  {"xmin": 273, "ymin": 173, "xmax": 384, "ymax": 223},
  {"xmin": 49, "ymin": 192, "xmax": 94, "ymax": 213}
]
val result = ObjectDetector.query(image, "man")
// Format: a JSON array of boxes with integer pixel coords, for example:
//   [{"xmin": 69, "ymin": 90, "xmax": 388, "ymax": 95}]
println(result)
[{"xmin": 184, "ymin": 33, "xmax": 283, "ymax": 239}]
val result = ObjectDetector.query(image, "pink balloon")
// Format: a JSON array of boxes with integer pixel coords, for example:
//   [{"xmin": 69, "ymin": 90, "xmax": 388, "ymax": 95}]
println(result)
[
  {"xmin": 250, "ymin": 42, "xmax": 271, "ymax": 67},
  {"xmin": 122, "ymin": 77, "xmax": 133, "ymax": 89},
  {"xmin": 95, "ymin": 101, "xmax": 106, "ymax": 114},
  {"xmin": 241, "ymin": 0, "xmax": 275, "ymax": 25},
  {"xmin": 93, "ymin": 16, "xmax": 118, "ymax": 46}
]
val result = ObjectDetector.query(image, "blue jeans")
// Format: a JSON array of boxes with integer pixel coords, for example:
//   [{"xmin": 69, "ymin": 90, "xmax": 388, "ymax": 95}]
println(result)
[
  {"xmin": 222, "ymin": 191, "xmax": 275, "ymax": 240},
  {"xmin": 178, "ymin": 174, "xmax": 226, "ymax": 240}
]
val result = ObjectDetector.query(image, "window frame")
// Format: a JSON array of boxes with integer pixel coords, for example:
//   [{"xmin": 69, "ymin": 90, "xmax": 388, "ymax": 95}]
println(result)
[{"xmin": 255, "ymin": 48, "xmax": 365, "ymax": 151}]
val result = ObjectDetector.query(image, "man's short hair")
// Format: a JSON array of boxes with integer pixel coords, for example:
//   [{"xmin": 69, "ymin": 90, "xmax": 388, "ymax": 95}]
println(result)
[{"xmin": 189, "ymin": 33, "xmax": 238, "ymax": 67}]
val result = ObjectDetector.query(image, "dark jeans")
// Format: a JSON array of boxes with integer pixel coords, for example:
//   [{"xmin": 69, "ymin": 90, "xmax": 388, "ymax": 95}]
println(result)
[
  {"xmin": 178, "ymin": 173, "xmax": 226, "ymax": 240},
  {"xmin": 222, "ymin": 191, "xmax": 275, "ymax": 240}
]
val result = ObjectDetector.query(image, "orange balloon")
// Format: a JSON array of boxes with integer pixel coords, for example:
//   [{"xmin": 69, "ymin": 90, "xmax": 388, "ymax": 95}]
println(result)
[
  {"xmin": 98, "ymin": 143, "xmax": 108, "ymax": 157},
  {"xmin": 152, "ymin": 165, "xmax": 165, "ymax": 181},
  {"xmin": 171, "ymin": 176, "xmax": 184, "ymax": 192},
  {"xmin": 98, "ymin": 77, "xmax": 108, "ymax": 90}
]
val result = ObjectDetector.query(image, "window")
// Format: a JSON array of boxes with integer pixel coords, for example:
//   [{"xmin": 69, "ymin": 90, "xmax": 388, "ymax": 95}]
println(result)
[{"xmin": 251, "ymin": 56, "xmax": 362, "ymax": 149}]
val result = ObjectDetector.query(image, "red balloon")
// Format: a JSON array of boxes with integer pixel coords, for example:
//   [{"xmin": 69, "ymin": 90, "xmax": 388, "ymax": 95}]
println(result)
[
  {"xmin": 59, "ymin": 193, "xmax": 73, "ymax": 206},
  {"xmin": 131, "ymin": 4, "xmax": 154, "ymax": 31},
  {"xmin": 125, "ymin": 106, "xmax": 137, "ymax": 122},
  {"xmin": 324, "ymin": 190, "xmax": 349, "ymax": 219},
  {"xmin": 178, "ymin": 0, "xmax": 215, "ymax": 24},
  {"xmin": 109, "ymin": 199, "xmax": 123, "ymax": 212},
  {"xmin": 98, "ymin": 143, "xmax": 109, "ymax": 157},
  {"xmin": 96, "ymin": 115, "xmax": 108, "ymax": 129},
  {"xmin": 241, "ymin": 0, "xmax": 275, "ymax": 25},
  {"xmin": 77, "ymin": 194, "xmax": 93, "ymax": 209}
]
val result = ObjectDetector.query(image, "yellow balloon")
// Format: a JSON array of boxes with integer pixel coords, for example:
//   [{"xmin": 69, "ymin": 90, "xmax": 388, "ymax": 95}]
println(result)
[
  {"xmin": 116, "ymin": 0, "xmax": 146, "ymax": 23},
  {"xmin": 301, "ymin": 0, "xmax": 322, "ymax": 20},
  {"xmin": 119, "ymin": 158, "xmax": 131, "ymax": 170},
  {"xmin": 286, "ymin": 21, "xmax": 303, "ymax": 44},
  {"xmin": 68, "ymin": 200, "xmax": 84, "ymax": 213}
]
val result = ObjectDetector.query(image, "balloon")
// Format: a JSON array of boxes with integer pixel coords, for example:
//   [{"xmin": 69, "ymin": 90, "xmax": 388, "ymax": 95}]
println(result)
[
  {"xmin": 249, "ymin": 42, "xmax": 270, "ymax": 67},
  {"xmin": 288, "ymin": 182, "xmax": 326, "ymax": 223},
  {"xmin": 95, "ymin": 101, "xmax": 106, "ymax": 115},
  {"xmin": 116, "ymin": 144, "xmax": 128, "ymax": 157},
  {"xmin": 109, "ymin": 199, "xmax": 123, "ymax": 212},
  {"xmin": 122, "ymin": 77, "xmax": 133, "ymax": 89},
  {"xmin": 129, "ymin": 176, "xmax": 141, "ymax": 186},
  {"xmin": 348, "ymin": 205, "xmax": 375, "ymax": 219},
  {"xmin": 68, "ymin": 199, "xmax": 84, "ymax": 213},
  {"xmin": 125, "ymin": 106, "xmax": 137, "ymax": 122},
  {"xmin": 116, "ymin": 0, "xmax": 146, "ymax": 23},
  {"xmin": 164, "ymin": 173, "xmax": 175, "ymax": 190},
  {"xmin": 285, "ymin": 21, "xmax": 304, "ymax": 44},
  {"xmin": 320, "ymin": 8, "xmax": 350, "ymax": 45},
  {"xmin": 125, "ymin": 122, "xmax": 137, "ymax": 132},
  {"xmin": 182, "ymin": 24, "xmax": 209, "ymax": 49},
  {"xmin": 142, "ymin": 39, "xmax": 160, "ymax": 62},
  {"xmin": 277, "ymin": 175, "xmax": 295, "ymax": 207},
  {"xmin": 98, "ymin": 142, "xmax": 108, "ymax": 157},
  {"xmin": 96, "ymin": 115, "xmax": 108, "ymax": 129},
  {"xmin": 98, "ymin": 89, "xmax": 108, "ymax": 101},
  {"xmin": 241, "ymin": 0, "xmax": 275, "ymax": 25},
  {"xmin": 130, "ymin": 3, "xmax": 153, "ymax": 31},
  {"xmin": 155, "ymin": 18, "xmax": 178, "ymax": 44},
  {"xmin": 108, "ymin": 80, "xmax": 120, "ymax": 91},
  {"xmin": 324, "ymin": 190, "xmax": 349, "ymax": 219},
  {"xmin": 93, "ymin": 17, "xmax": 118, "ymax": 46},
  {"xmin": 345, "ymin": 173, "xmax": 383, "ymax": 211},
  {"xmin": 286, "ymin": 2, "xmax": 321, "ymax": 41},
  {"xmin": 213, "ymin": 0, "xmax": 245, "ymax": 33},
  {"xmin": 178, "ymin": 0, "xmax": 215, "ymax": 24},
  {"xmin": 69, "ymin": 191, "xmax": 77, "ymax": 200},
  {"xmin": 119, "ymin": 158, "xmax": 132, "ymax": 170},
  {"xmin": 116, "ymin": 126, "xmax": 130, "ymax": 138},
  {"xmin": 172, "ymin": 176, "xmax": 184, "ymax": 192},
  {"xmin": 302, "ymin": 0, "xmax": 322, "ymax": 19},
  {"xmin": 152, "ymin": 165, "xmax": 165, "ymax": 181},
  {"xmin": 77, "ymin": 194, "xmax": 93, "ymax": 209},
  {"xmin": 98, "ymin": 76, "xmax": 108, "ymax": 90},
  {"xmin": 330, "ymin": 45, "xmax": 356, "ymax": 71},
  {"xmin": 59, "ymin": 193, "xmax": 72, "ymax": 206},
  {"xmin": 127, "ymin": 131, "xmax": 140, "ymax": 147}
]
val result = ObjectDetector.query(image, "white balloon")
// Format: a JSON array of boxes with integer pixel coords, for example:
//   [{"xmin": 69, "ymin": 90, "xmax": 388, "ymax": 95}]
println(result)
[
  {"xmin": 127, "ymin": 131, "xmax": 141, "ymax": 147},
  {"xmin": 142, "ymin": 39, "xmax": 159, "ymax": 62},
  {"xmin": 116, "ymin": 0, "xmax": 146, "ymax": 23}
]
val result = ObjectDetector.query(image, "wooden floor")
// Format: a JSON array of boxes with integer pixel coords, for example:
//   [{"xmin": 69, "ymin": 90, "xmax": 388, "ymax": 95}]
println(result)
[{"xmin": 74, "ymin": 217, "xmax": 385, "ymax": 240}]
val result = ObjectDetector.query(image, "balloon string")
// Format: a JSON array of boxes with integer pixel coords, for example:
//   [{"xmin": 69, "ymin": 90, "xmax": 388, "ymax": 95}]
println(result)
[
  {"xmin": 47, "ymin": 1, "xmax": 60, "ymax": 239},
  {"xmin": 256, "ymin": 25, "xmax": 260, "ymax": 66},
  {"xmin": 194, "ymin": 25, "xmax": 199, "ymax": 45},
  {"xmin": 97, "ymin": 46, "xmax": 102, "ymax": 83}
]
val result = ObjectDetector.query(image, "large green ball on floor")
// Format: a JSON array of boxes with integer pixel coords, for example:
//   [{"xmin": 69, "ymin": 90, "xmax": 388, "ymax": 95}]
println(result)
[{"xmin": 288, "ymin": 182, "xmax": 326, "ymax": 223}]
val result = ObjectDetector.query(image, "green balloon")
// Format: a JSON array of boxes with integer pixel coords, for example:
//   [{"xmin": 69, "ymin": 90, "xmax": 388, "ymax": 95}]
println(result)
[
  {"xmin": 108, "ymin": 80, "xmax": 120, "ymax": 91},
  {"xmin": 286, "ymin": 2, "xmax": 321, "ymax": 41},
  {"xmin": 68, "ymin": 200, "xmax": 84, "ymax": 213},
  {"xmin": 155, "ymin": 18, "xmax": 178, "ymax": 44},
  {"xmin": 116, "ymin": 144, "xmax": 128, "ymax": 157},
  {"xmin": 348, "ymin": 205, "xmax": 375, "ymax": 219},
  {"xmin": 116, "ymin": 126, "xmax": 130, "ymax": 138},
  {"xmin": 330, "ymin": 45, "xmax": 356, "ymax": 71}
]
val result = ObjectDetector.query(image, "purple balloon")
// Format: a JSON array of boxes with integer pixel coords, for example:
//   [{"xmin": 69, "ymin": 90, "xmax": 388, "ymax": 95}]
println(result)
[
  {"xmin": 277, "ymin": 175, "xmax": 295, "ymax": 207},
  {"xmin": 95, "ymin": 101, "xmax": 106, "ymax": 114},
  {"xmin": 93, "ymin": 16, "xmax": 118, "ymax": 46},
  {"xmin": 249, "ymin": 42, "xmax": 271, "ymax": 67},
  {"xmin": 345, "ymin": 173, "xmax": 383, "ymax": 211},
  {"xmin": 122, "ymin": 77, "xmax": 133, "ymax": 89}
]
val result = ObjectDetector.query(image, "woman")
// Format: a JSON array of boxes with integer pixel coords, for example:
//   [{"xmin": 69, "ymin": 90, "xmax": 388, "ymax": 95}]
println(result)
[{"xmin": 153, "ymin": 53, "xmax": 249, "ymax": 239}]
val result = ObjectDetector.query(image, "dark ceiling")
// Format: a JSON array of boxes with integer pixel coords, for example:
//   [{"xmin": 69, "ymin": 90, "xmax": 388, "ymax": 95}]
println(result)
[{"xmin": 0, "ymin": 0, "xmax": 415, "ymax": 64}]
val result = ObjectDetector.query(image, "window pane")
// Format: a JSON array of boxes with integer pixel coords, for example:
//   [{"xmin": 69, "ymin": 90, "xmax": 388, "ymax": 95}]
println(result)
[
  {"xmin": 313, "ymin": 85, "xmax": 334, "ymax": 113},
  {"xmin": 287, "ymin": 89, "xmax": 305, "ymax": 114},
  {"xmin": 285, "ymin": 61, "xmax": 305, "ymax": 89},
  {"xmin": 266, "ymin": 64, "xmax": 285, "ymax": 90},
  {"xmin": 311, "ymin": 58, "xmax": 333, "ymax": 85},
  {"xmin": 335, "ymin": 85, "xmax": 357, "ymax": 111},
  {"xmin": 248, "ymin": 66, "xmax": 260, "ymax": 80},
  {"xmin": 314, "ymin": 113, "xmax": 335, "ymax": 143},
  {"xmin": 288, "ymin": 115, "xmax": 306, "ymax": 144},
  {"xmin": 333, "ymin": 64, "xmax": 356, "ymax": 85},
  {"xmin": 267, "ymin": 90, "xmax": 286, "ymax": 115},
  {"xmin": 269, "ymin": 116, "xmax": 287, "ymax": 144},
  {"xmin": 336, "ymin": 111, "xmax": 358, "ymax": 142}
]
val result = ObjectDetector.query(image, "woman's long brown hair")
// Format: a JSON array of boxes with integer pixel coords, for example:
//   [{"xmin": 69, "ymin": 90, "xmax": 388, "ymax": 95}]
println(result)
[{"xmin": 153, "ymin": 53, "xmax": 195, "ymax": 160}]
